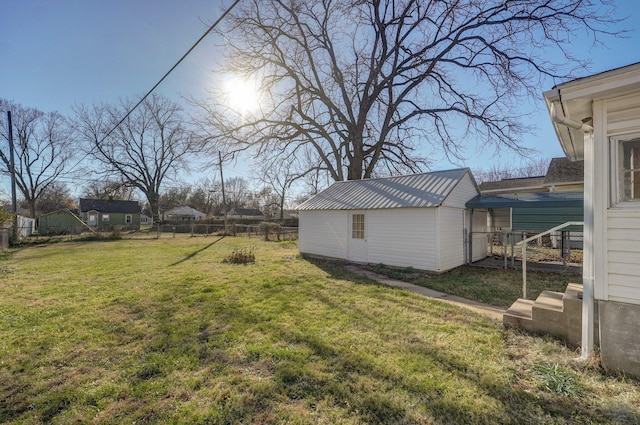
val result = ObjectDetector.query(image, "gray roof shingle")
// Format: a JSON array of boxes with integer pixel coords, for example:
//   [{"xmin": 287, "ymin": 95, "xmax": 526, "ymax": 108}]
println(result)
[
  {"xmin": 543, "ymin": 157, "xmax": 584, "ymax": 185},
  {"xmin": 79, "ymin": 198, "xmax": 141, "ymax": 214}
]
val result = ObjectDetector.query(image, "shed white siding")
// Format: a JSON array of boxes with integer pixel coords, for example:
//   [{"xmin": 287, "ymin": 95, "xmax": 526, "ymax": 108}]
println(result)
[
  {"xmin": 299, "ymin": 210, "xmax": 348, "ymax": 259},
  {"xmin": 438, "ymin": 207, "xmax": 466, "ymax": 271},
  {"xmin": 297, "ymin": 168, "xmax": 483, "ymax": 272},
  {"xmin": 443, "ymin": 173, "xmax": 479, "ymax": 208},
  {"xmin": 366, "ymin": 208, "xmax": 438, "ymax": 270}
]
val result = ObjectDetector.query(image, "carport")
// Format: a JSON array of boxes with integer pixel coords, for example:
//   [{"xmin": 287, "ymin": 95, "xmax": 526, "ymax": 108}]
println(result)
[{"xmin": 465, "ymin": 191, "xmax": 584, "ymax": 264}]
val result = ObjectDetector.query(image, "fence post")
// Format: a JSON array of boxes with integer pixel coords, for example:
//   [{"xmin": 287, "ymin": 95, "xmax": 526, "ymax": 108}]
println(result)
[
  {"xmin": 503, "ymin": 232, "xmax": 507, "ymax": 269},
  {"xmin": 522, "ymin": 242, "xmax": 527, "ymax": 299},
  {"xmin": 510, "ymin": 232, "xmax": 515, "ymax": 269}
]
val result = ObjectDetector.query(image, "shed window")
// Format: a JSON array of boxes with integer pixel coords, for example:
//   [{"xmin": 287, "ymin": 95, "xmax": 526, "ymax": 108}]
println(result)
[
  {"xmin": 352, "ymin": 214, "xmax": 365, "ymax": 239},
  {"xmin": 125, "ymin": 214, "xmax": 132, "ymax": 224},
  {"xmin": 613, "ymin": 137, "xmax": 640, "ymax": 204},
  {"xmin": 102, "ymin": 214, "xmax": 110, "ymax": 222}
]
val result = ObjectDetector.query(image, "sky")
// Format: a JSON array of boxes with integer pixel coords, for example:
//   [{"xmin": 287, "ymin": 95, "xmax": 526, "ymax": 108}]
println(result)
[{"xmin": 1, "ymin": 0, "xmax": 640, "ymax": 198}]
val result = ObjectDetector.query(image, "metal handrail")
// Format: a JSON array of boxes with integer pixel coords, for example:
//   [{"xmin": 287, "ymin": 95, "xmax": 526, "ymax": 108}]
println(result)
[{"xmin": 518, "ymin": 221, "xmax": 584, "ymax": 299}]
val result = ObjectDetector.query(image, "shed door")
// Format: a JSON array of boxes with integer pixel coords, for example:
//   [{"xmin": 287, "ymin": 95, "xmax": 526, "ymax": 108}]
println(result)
[{"xmin": 348, "ymin": 212, "xmax": 367, "ymax": 263}]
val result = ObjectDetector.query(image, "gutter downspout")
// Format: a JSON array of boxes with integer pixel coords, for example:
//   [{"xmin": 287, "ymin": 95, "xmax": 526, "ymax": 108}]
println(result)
[
  {"xmin": 550, "ymin": 100, "xmax": 595, "ymax": 361},
  {"xmin": 550, "ymin": 101, "xmax": 593, "ymax": 132}
]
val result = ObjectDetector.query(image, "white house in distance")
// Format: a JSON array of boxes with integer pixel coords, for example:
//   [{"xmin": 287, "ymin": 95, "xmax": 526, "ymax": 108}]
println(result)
[
  {"xmin": 297, "ymin": 168, "xmax": 487, "ymax": 272},
  {"xmin": 543, "ymin": 62, "xmax": 640, "ymax": 376}
]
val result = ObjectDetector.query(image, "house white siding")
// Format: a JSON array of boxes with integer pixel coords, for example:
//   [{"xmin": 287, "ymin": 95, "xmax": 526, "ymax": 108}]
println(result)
[
  {"xmin": 299, "ymin": 210, "xmax": 348, "ymax": 259},
  {"xmin": 602, "ymin": 95, "xmax": 640, "ymax": 306},
  {"xmin": 366, "ymin": 208, "xmax": 438, "ymax": 270},
  {"xmin": 606, "ymin": 209, "xmax": 640, "ymax": 304},
  {"xmin": 544, "ymin": 63, "xmax": 640, "ymax": 377},
  {"xmin": 437, "ymin": 207, "xmax": 466, "ymax": 271}
]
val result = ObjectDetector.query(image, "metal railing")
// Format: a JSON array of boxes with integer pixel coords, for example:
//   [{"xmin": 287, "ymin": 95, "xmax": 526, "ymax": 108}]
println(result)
[{"xmin": 518, "ymin": 221, "xmax": 584, "ymax": 299}]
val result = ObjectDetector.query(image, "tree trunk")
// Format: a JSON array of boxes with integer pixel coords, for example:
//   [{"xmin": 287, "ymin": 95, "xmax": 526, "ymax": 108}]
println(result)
[{"xmin": 147, "ymin": 191, "xmax": 160, "ymax": 223}]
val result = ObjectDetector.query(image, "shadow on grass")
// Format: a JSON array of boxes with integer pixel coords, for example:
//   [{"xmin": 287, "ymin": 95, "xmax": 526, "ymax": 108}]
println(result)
[
  {"xmin": 3, "ymin": 253, "xmax": 639, "ymax": 424},
  {"xmin": 169, "ymin": 236, "xmax": 225, "ymax": 266}
]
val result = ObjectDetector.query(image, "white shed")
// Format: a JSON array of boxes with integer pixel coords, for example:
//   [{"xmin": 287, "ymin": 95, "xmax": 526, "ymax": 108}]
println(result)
[
  {"xmin": 544, "ymin": 62, "xmax": 640, "ymax": 376},
  {"xmin": 297, "ymin": 168, "xmax": 487, "ymax": 272}
]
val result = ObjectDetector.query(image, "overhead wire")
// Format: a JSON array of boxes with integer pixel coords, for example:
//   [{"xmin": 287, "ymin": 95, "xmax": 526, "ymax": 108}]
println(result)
[{"xmin": 62, "ymin": 0, "xmax": 242, "ymax": 177}]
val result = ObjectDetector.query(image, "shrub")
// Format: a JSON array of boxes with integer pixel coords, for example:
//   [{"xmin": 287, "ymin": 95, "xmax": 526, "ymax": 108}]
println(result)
[
  {"xmin": 222, "ymin": 247, "xmax": 256, "ymax": 264},
  {"xmin": 259, "ymin": 222, "xmax": 281, "ymax": 241}
]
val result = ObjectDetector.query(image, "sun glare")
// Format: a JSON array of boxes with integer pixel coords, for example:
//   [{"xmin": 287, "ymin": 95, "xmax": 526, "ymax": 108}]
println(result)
[{"xmin": 225, "ymin": 76, "xmax": 261, "ymax": 115}]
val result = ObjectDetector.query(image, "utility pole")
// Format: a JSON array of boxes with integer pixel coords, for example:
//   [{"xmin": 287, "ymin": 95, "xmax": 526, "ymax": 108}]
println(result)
[
  {"xmin": 7, "ymin": 111, "xmax": 18, "ymax": 241},
  {"xmin": 218, "ymin": 151, "xmax": 227, "ymax": 235}
]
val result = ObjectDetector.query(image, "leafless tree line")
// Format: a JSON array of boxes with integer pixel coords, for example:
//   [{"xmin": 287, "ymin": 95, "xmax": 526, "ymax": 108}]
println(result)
[{"xmin": 0, "ymin": 0, "xmax": 623, "ymax": 219}]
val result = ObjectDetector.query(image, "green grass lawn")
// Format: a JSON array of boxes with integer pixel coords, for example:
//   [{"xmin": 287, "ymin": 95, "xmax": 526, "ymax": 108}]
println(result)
[
  {"xmin": 368, "ymin": 263, "xmax": 577, "ymax": 308},
  {"xmin": 1, "ymin": 236, "xmax": 639, "ymax": 424}
]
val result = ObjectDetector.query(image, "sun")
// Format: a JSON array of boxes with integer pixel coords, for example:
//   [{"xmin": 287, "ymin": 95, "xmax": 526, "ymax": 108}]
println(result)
[{"xmin": 224, "ymin": 76, "xmax": 261, "ymax": 115}]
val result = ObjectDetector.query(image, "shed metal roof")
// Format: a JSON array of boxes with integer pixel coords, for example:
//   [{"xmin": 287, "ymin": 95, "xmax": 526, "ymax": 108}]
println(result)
[
  {"xmin": 297, "ymin": 168, "xmax": 472, "ymax": 211},
  {"xmin": 466, "ymin": 191, "xmax": 583, "ymax": 209}
]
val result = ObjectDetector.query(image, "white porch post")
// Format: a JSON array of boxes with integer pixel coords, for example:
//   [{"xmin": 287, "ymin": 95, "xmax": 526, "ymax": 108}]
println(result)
[{"xmin": 581, "ymin": 130, "xmax": 595, "ymax": 360}]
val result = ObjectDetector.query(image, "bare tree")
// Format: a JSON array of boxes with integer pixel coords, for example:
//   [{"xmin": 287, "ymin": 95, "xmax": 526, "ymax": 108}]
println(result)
[
  {"xmin": 82, "ymin": 179, "xmax": 137, "ymax": 200},
  {"xmin": 196, "ymin": 0, "xmax": 621, "ymax": 181},
  {"xmin": 26, "ymin": 181, "xmax": 75, "ymax": 215},
  {"xmin": 187, "ymin": 178, "xmax": 220, "ymax": 216},
  {"xmin": 74, "ymin": 94, "xmax": 197, "ymax": 221},
  {"xmin": 256, "ymin": 153, "xmax": 304, "ymax": 220},
  {"xmin": 224, "ymin": 177, "xmax": 251, "ymax": 210},
  {"xmin": 0, "ymin": 99, "xmax": 75, "ymax": 218},
  {"xmin": 158, "ymin": 183, "xmax": 192, "ymax": 212}
]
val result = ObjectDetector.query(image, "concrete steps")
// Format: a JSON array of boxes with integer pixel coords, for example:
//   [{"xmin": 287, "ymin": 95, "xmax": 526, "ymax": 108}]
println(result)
[{"xmin": 504, "ymin": 283, "xmax": 583, "ymax": 347}]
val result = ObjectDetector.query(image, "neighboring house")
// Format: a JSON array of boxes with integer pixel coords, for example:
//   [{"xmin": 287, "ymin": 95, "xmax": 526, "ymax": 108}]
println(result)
[
  {"xmin": 37, "ymin": 209, "xmax": 89, "ymax": 235},
  {"xmin": 543, "ymin": 157, "xmax": 584, "ymax": 192},
  {"xmin": 467, "ymin": 191, "xmax": 583, "ymax": 233},
  {"xmin": 478, "ymin": 176, "xmax": 546, "ymax": 194},
  {"xmin": 164, "ymin": 206, "xmax": 206, "ymax": 222},
  {"xmin": 477, "ymin": 158, "xmax": 585, "ymax": 240},
  {"xmin": 226, "ymin": 208, "xmax": 265, "ymax": 220},
  {"xmin": 540, "ymin": 62, "xmax": 640, "ymax": 376},
  {"xmin": 478, "ymin": 157, "xmax": 584, "ymax": 195},
  {"xmin": 3, "ymin": 205, "xmax": 35, "ymax": 238},
  {"xmin": 79, "ymin": 198, "xmax": 141, "ymax": 230},
  {"xmin": 297, "ymin": 168, "xmax": 488, "ymax": 272}
]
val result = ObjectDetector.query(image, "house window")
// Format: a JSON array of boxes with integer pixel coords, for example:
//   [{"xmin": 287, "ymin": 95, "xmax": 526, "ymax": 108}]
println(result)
[
  {"xmin": 102, "ymin": 214, "xmax": 110, "ymax": 222},
  {"xmin": 125, "ymin": 214, "xmax": 132, "ymax": 224},
  {"xmin": 352, "ymin": 213, "xmax": 365, "ymax": 239},
  {"xmin": 613, "ymin": 137, "xmax": 640, "ymax": 204}
]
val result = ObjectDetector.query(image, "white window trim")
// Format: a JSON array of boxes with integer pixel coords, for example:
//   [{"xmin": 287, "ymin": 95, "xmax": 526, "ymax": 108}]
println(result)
[
  {"xmin": 102, "ymin": 214, "xmax": 110, "ymax": 222},
  {"xmin": 610, "ymin": 134, "xmax": 640, "ymax": 208},
  {"xmin": 125, "ymin": 214, "xmax": 132, "ymax": 224},
  {"xmin": 352, "ymin": 213, "xmax": 365, "ymax": 239}
]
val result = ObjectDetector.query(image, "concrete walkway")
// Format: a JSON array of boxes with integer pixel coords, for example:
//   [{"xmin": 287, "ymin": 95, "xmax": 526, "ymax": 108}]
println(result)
[{"xmin": 345, "ymin": 265, "xmax": 506, "ymax": 321}]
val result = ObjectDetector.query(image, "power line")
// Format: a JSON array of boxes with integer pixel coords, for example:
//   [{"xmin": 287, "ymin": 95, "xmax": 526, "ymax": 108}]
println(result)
[{"xmin": 63, "ymin": 0, "xmax": 242, "ymax": 176}]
